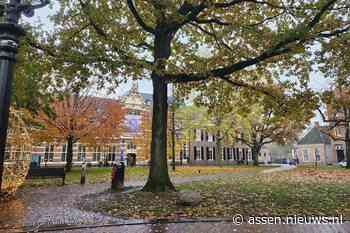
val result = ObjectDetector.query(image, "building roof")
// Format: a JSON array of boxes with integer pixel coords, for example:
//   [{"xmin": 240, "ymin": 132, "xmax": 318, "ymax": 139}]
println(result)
[
  {"xmin": 140, "ymin": 93, "xmax": 153, "ymax": 104},
  {"xmin": 298, "ymin": 126, "xmax": 331, "ymax": 145},
  {"xmin": 121, "ymin": 81, "xmax": 176, "ymax": 107}
]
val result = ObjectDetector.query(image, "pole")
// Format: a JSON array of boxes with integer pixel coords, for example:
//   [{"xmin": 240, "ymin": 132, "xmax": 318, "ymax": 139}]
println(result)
[
  {"xmin": 0, "ymin": 23, "xmax": 24, "ymax": 192},
  {"xmin": 80, "ymin": 161, "xmax": 86, "ymax": 185},
  {"xmin": 171, "ymin": 107, "xmax": 175, "ymax": 171},
  {"xmin": 0, "ymin": 0, "xmax": 49, "ymax": 193}
]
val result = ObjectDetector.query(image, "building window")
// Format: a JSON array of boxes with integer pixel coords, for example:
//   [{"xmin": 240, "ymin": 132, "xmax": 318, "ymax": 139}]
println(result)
[
  {"xmin": 228, "ymin": 148, "xmax": 232, "ymax": 160},
  {"xmin": 93, "ymin": 146, "xmax": 101, "ymax": 161},
  {"xmin": 112, "ymin": 146, "xmax": 117, "ymax": 161},
  {"xmin": 78, "ymin": 145, "xmax": 86, "ymax": 161},
  {"xmin": 182, "ymin": 144, "xmax": 187, "ymax": 159},
  {"xmin": 200, "ymin": 147, "xmax": 204, "ymax": 160},
  {"xmin": 107, "ymin": 146, "xmax": 112, "ymax": 161},
  {"xmin": 128, "ymin": 143, "xmax": 137, "ymax": 150},
  {"xmin": 44, "ymin": 144, "xmax": 54, "ymax": 162},
  {"xmin": 206, "ymin": 147, "xmax": 213, "ymax": 160},
  {"xmin": 303, "ymin": 149, "xmax": 309, "ymax": 161},
  {"xmin": 205, "ymin": 132, "xmax": 209, "ymax": 141},
  {"xmin": 196, "ymin": 147, "xmax": 201, "ymax": 160},
  {"xmin": 61, "ymin": 144, "xmax": 67, "ymax": 162},
  {"xmin": 208, "ymin": 133, "xmax": 212, "ymax": 142},
  {"xmin": 194, "ymin": 146, "xmax": 198, "ymax": 160},
  {"xmin": 223, "ymin": 147, "xmax": 226, "ymax": 160},
  {"xmin": 193, "ymin": 129, "xmax": 198, "ymax": 141},
  {"xmin": 5, "ymin": 144, "xmax": 11, "ymax": 160},
  {"xmin": 200, "ymin": 130, "xmax": 204, "ymax": 142}
]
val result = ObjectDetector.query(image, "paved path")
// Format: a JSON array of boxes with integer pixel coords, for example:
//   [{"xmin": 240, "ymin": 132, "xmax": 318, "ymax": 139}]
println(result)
[
  {"xmin": 0, "ymin": 165, "xmax": 319, "ymax": 233},
  {"xmin": 10, "ymin": 220, "xmax": 350, "ymax": 233},
  {"xmin": 51, "ymin": 221, "xmax": 350, "ymax": 233},
  {"xmin": 0, "ymin": 173, "xmax": 241, "ymax": 232},
  {"xmin": 261, "ymin": 164, "xmax": 296, "ymax": 174}
]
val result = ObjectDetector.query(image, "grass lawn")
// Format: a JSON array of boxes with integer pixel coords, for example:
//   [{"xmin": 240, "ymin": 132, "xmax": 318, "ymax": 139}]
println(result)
[
  {"xmin": 22, "ymin": 165, "xmax": 261, "ymax": 187},
  {"xmin": 81, "ymin": 166, "xmax": 350, "ymax": 219}
]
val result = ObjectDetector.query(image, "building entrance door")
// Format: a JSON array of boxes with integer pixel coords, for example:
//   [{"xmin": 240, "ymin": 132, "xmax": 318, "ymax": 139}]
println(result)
[
  {"xmin": 127, "ymin": 153, "xmax": 137, "ymax": 166},
  {"xmin": 337, "ymin": 149, "xmax": 345, "ymax": 162}
]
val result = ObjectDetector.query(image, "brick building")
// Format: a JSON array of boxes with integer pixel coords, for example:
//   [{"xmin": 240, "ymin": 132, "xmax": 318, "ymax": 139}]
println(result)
[{"xmin": 7, "ymin": 82, "xmax": 271, "ymax": 166}]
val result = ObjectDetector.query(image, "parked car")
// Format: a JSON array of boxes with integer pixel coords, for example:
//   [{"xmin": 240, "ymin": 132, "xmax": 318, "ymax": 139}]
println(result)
[
  {"xmin": 289, "ymin": 159, "xmax": 297, "ymax": 165},
  {"xmin": 338, "ymin": 161, "xmax": 347, "ymax": 167},
  {"xmin": 281, "ymin": 158, "xmax": 288, "ymax": 164}
]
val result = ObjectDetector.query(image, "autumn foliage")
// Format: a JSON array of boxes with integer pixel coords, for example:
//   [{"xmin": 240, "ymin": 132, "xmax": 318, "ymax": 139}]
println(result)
[{"xmin": 33, "ymin": 94, "xmax": 126, "ymax": 171}]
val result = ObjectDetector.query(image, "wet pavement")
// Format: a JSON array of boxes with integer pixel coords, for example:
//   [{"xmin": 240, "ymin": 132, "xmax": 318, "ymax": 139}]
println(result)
[
  {"xmin": 5, "ymin": 166, "xmax": 347, "ymax": 233},
  {"xmin": 0, "ymin": 173, "xmax": 239, "ymax": 232},
  {"xmin": 16, "ymin": 221, "xmax": 350, "ymax": 233}
]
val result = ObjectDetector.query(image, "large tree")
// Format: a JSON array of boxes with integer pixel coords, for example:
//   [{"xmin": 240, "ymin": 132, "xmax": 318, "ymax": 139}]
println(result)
[
  {"xmin": 28, "ymin": 0, "xmax": 350, "ymax": 191},
  {"xmin": 316, "ymin": 26, "xmax": 350, "ymax": 168},
  {"xmin": 196, "ymin": 80, "xmax": 317, "ymax": 166},
  {"xmin": 35, "ymin": 91, "xmax": 126, "ymax": 171},
  {"xmin": 234, "ymin": 97, "xmax": 312, "ymax": 166},
  {"xmin": 194, "ymin": 81, "xmax": 248, "ymax": 165},
  {"xmin": 318, "ymin": 85, "xmax": 350, "ymax": 168}
]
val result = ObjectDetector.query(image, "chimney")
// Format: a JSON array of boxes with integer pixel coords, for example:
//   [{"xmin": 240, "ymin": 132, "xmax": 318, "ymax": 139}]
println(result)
[{"xmin": 314, "ymin": 121, "xmax": 320, "ymax": 128}]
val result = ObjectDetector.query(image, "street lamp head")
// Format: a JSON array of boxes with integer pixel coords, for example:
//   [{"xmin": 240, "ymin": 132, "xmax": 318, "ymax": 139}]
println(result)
[{"xmin": 0, "ymin": 0, "xmax": 50, "ymax": 24}]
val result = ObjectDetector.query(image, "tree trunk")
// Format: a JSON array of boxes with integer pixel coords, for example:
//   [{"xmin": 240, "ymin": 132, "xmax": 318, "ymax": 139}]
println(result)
[
  {"xmin": 65, "ymin": 136, "xmax": 74, "ymax": 172},
  {"xmin": 346, "ymin": 122, "xmax": 350, "ymax": 169},
  {"xmin": 251, "ymin": 145, "xmax": 261, "ymax": 166},
  {"xmin": 171, "ymin": 108, "xmax": 176, "ymax": 171},
  {"xmin": 188, "ymin": 132, "xmax": 192, "ymax": 164},
  {"xmin": 142, "ymin": 30, "xmax": 175, "ymax": 192},
  {"xmin": 142, "ymin": 77, "xmax": 174, "ymax": 192}
]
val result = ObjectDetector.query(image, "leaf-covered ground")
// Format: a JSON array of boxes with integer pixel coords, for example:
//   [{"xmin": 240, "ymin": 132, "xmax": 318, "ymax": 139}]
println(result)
[
  {"xmin": 22, "ymin": 165, "xmax": 261, "ymax": 187},
  {"xmin": 80, "ymin": 166, "xmax": 350, "ymax": 219}
]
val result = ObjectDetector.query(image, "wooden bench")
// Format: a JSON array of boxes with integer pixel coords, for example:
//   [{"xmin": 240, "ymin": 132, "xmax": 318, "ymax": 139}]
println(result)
[{"xmin": 26, "ymin": 167, "xmax": 66, "ymax": 185}]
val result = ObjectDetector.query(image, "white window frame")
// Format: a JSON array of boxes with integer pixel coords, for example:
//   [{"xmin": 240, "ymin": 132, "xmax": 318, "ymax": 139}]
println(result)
[{"xmin": 303, "ymin": 149, "xmax": 309, "ymax": 161}]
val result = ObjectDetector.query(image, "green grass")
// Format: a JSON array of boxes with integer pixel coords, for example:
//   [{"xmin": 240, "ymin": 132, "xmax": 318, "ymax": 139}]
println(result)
[
  {"xmin": 22, "ymin": 165, "xmax": 261, "ymax": 187},
  {"xmin": 82, "ymin": 166, "xmax": 350, "ymax": 219}
]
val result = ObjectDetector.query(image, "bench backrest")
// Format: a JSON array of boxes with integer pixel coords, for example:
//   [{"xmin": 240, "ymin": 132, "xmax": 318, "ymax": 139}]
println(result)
[{"xmin": 27, "ymin": 167, "xmax": 65, "ymax": 177}]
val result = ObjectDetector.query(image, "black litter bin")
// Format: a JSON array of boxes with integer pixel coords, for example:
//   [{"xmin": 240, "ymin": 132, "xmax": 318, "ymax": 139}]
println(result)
[{"xmin": 111, "ymin": 162, "xmax": 125, "ymax": 191}]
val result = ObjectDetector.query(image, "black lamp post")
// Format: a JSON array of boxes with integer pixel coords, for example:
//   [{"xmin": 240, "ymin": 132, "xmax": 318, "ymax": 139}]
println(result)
[{"xmin": 0, "ymin": 0, "xmax": 49, "ymax": 193}]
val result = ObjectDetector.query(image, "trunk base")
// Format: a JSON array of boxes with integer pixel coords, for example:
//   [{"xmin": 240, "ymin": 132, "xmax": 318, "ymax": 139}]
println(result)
[
  {"xmin": 65, "ymin": 164, "xmax": 72, "ymax": 172},
  {"xmin": 142, "ymin": 178, "xmax": 175, "ymax": 192}
]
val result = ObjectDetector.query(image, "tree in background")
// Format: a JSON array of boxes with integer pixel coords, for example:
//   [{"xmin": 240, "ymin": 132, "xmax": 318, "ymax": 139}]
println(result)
[
  {"xmin": 34, "ymin": 91, "xmax": 126, "ymax": 171},
  {"xmin": 195, "ymin": 80, "xmax": 317, "ymax": 166},
  {"xmin": 316, "ymin": 29, "xmax": 350, "ymax": 168},
  {"xmin": 12, "ymin": 31, "xmax": 54, "ymax": 114},
  {"xmin": 194, "ymin": 81, "xmax": 244, "ymax": 165},
  {"xmin": 236, "ymin": 91, "xmax": 317, "ymax": 165},
  {"xmin": 318, "ymin": 84, "xmax": 350, "ymax": 168},
  {"xmin": 29, "ymin": 0, "xmax": 350, "ymax": 191}
]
